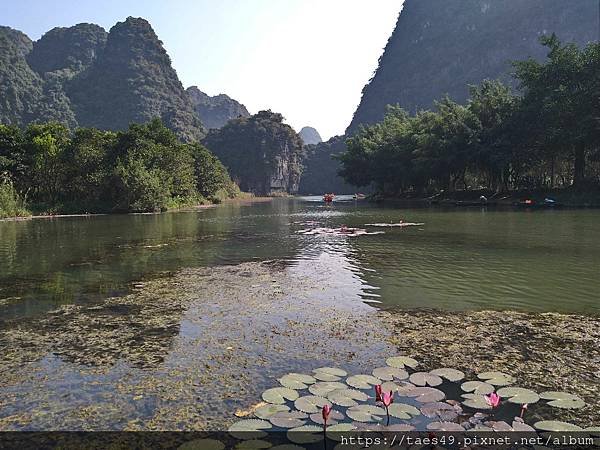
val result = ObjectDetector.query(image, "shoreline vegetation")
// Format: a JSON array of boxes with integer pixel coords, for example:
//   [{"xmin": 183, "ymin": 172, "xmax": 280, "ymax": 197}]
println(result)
[
  {"xmin": 338, "ymin": 37, "xmax": 600, "ymax": 200},
  {"xmin": 0, "ymin": 119, "xmax": 242, "ymax": 220}
]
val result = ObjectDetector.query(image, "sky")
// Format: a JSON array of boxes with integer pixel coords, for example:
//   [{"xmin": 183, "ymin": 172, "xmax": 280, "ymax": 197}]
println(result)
[{"xmin": 2, "ymin": 0, "xmax": 404, "ymax": 139}]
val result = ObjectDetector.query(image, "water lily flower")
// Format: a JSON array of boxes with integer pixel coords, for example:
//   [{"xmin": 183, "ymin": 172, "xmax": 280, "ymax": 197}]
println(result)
[
  {"xmin": 375, "ymin": 384, "xmax": 383, "ymax": 403},
  {"xmin": 382, "ymin": 390, "xmax": 394, "ymax": 407},
  {"xmin": 485, "ymin": 392, "xmax": 501, "ymax": 408},
  {"xmin": 322, "ymin": 404, "xmax": 331, "ymax": 430},
  {"xmin": 520, "ymin": 403, "xmax": 528, "ymax": 418}
]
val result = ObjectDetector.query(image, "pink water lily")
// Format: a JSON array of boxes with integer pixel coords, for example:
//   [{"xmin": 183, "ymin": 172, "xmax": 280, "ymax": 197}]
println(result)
[
  {"xmin": 485, "ymin": 392, "xmax": 501, "ymax": 408},
  {"xmin": 322, "ymin": 404, "xmax": 331, "ymax": 430},
  {"xmin": 381, "ymin": 390, "xmax": 394, "ymax": 425},
  {"xmin": 375, "ymin": 384, "xmax": 383, "ymax": 403},
  {"xmin": 520, "ymin": 403, "xmax": 528, "ymax": 418}
]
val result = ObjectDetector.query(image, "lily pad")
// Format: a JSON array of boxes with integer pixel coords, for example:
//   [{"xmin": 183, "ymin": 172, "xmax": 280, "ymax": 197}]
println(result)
[
  {"xmin": 534, "ymin": 421, "xmax": 583, "ymax": 432},
  {"xmin": 420, "ymin": 402, "xmax": 460, "ymax": 421},
  {"xmin": 313, "ymin": 367, "xmax": 347, "ymax": 377},
  {"xmin": 427, "ymin": 421, "xmax": 465, "ymax": 431},
  {"xmin": 327, "ymin": 389, "xmax": 368, "ymax": 407},
  {"xmin": 254, "ymin": 404, "xmax": 290, "ymax": 420},
  {"xmin": 346, "ymin": 374, "xmax": 381, "ymax": 389},
  {"xmin": 269, "ymin": 411, "xmax": 308, "ymax": 429},
  {"xmin": 308, "ymin": 382, "xmax": 346, "ymax": 397},
  {"xmin": 179, "ymin": 439, "xmax": 225, "ymax": 450},
  {"xmin": 488, "ymin": 421, "xmax": 513, "ymax": 432},
  {"xmin": 386, "ymin": 356, "xmax": 419, "ymax": 369},
  {"xmin": 430, "ymin": 368, "xmax": 465, "ymax": 382},
  {"xmin": 405, "ymin": 387, "xmax": 445, "ymax": 403},
  {"xmin": 279, "ymin": 373, "xmax": 316, "ymax": 390},
  {"xmin": 512, "ymin": 421, "xmax": 535, "ymax": 432},
  {"xmin": 229, "ymin": 419, "xmax": 272, "ymax": 439},
  {"xmin": 326, "ymin": 423, "xmax": 356, "ymax": 441},
  {"xmin": 409, "ymin": 372, "xmax": 443, "ymax": 387},
  {"xmin": 286, "ymin": 425, "xmax": 323, "ymax": 444},
  {"xmin": 235, "ymin": 441, "xmax": 273, "ymax": 450},
  {"xmin": 309, "ymin": 409, "xmax": 344, "ymax": 425},
  {"xmin": 346, "ymin": 405, "xmax": 386, "ymax": 422},
  {"xmin": 539, "ymin": 391, "xmax": 586, "ymax": 409},
  {"xmin": 496, "ymin": 387, "xmax": 540, "ymax": 405},
  {"xmin": 387, "ymin": 403, "xmax": 421, "ymax": 419},
  {"xmin": 294, "ymin": 396, "xmax": 331, "ymax": 414},
  {"xmin": 461, "ymin": 381, "xmax": 495, "ymax": 395},
  {"xmin": 477, "ymin": 371, "xmax": 515, "ymax": 386},
  {"xmin": 462, "ymin": 394, "xmax": 492, "ymax": 410},
  {"xmin": 372, "ymin": 366, "xmax": 409, "ymax": 381},
  {"xmin": 270, "ymin": 446, "xmax": 305, "ymax": 450},
  {"xmin": 262, "ymin": 387, "xmax": 299, "ymax": 405}
]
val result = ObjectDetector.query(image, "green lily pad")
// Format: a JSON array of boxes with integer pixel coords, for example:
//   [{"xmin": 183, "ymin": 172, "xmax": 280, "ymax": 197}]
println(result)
[
  {"xmin": 326, "ymin": 423, "xmax": 356, "ymax": 441},
  {"xmin": 254, "ymin": 404, "xmax": 290, "ymax": 420},
  {"xmin": 489, "ymin": 421, "xmax": 513, "ymax": 432},
  {"xmin": 430, "ymin": 368, "xmax": 465, "ymax": 382},
  {"xmin": 387, "ymin": 403, "xmax": 421, "ymax": 419},
  {"xmin": 286, "ymin": 425, "xmax": 323, "ymax": 444},
  {"xmin": 539, "ymin": 391, "xmax": 586, "ymax": 409},
  {"xmin": 477, "ymin": 371, "xmax": 515, "ymax": 386},
  {"xmin": 512, "ymin": 421, "xmax": 535, "ymax": 432},
  {"xmin": 461, "ymin": 393, "xmax": 492, "ymax": 410},
  {"xmin": 427, "ymin": 421, "xmax": 465, "ymax": 431},
  {"xmin": 179, "ymin": 439, "xmax": 225, "ymax": 450},
  {"xmin": 380, "ymin": 381, "xmax": 400, "ymax": 394},
  {"xmin": 327, "ymin": 388, "xmax": 368, "ymax": 407},
  {"xmin": 534, "ymin": 421, "xmax": 583, "ymax": 432},
  {"xmin": 313, "ymin": 367, "xmax": 347, "ymax": 377},
  {"xmin": 405, "ymin": 387, "xmax": 445, "ymax": 403},
  {"xmin": 309, "ymin": 409, "xmax": 344, "ymax": 425},
  {"xmin": 496, "ymin": 387, "xmax": 540, "ymax": 405},
  {"xmin": 585, "ymin": 427, "xmax": 600, "ymax": 437},
  {"xmin": 269, "ymin": 411, "xmax": 308, "ymax": 429},
  {"xmin": 372, "ymin": 366, "xmax": 409, "ymax": 381},
  {"xmin": 346, "ymin": 374, "xmax": 381, "ymax": 389},
  {"xmin": 270, "ymin": 446, "xmax": 306, "ymax": 450},
  {"xmin": 308, "ymin": 381, "xmax": 347, "ymax": 397},
  {"xmin": 235, "ymin": 440, "xmax": 273, "ymax": 450},
  {"xmin": 420, "ymin": 402, "xmax": 459, "ymax": 420},
  {"xmin": 386, "ymin": 356, "xmax": 419, "ymax": 369},
  {"xmin": 461, "ymin": 381, "xmax": 495, "ymax": 395},
  {"xmin": 229, "ymin": 419, "xmax": 272, "ymax": 439},
  {"xmin": 279, "ymin": 373, "xmax": 316, "ymax": 390},
  {"xmin": 294, "ymin": 395, "xmax": 331, "ymax": 414},
  {"xmin": 262, "ymin": 387, "xmax": 299, "ymax": 405},
  {"xmin": 346, "ymin": 405, "xmax": 386, "ymax": 422},
  {"xmin": 409, "ymin": 372, "xmax": 443, "ymax": 387}
]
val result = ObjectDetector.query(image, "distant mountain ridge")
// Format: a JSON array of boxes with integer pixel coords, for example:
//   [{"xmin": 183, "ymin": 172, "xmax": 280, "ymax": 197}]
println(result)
[
  {"xmin": 0, "ymin": 18, "xmax": 204, "ymax": 141},
  {"xmin": 348, "ymin": 0, "xmax": 598, "ymax": 133},
  {"xmin": 186, "ymin": 86, "xmax": 250, "ymax": 129}
]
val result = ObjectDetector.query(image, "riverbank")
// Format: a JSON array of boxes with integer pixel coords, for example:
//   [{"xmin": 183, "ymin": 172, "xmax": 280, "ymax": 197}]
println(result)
[
  {"xmin": 1, "ymin": 260, "xmax": 598, "ymax": 430},
  {"xmin": 370, "ymin": 187, "xmax": 600, "ymax": 208}
]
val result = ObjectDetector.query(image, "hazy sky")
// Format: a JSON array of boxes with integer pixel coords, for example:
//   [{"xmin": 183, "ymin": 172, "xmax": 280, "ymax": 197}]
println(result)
[{"xmin": 4, "ymin": 1, "xmax": 404, "ymax": 139}]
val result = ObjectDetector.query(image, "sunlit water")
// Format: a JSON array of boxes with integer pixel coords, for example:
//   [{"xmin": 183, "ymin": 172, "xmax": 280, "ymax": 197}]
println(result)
[{"xmin": 1, "ymin": 197, "xmax": 599, "ymax": 318}]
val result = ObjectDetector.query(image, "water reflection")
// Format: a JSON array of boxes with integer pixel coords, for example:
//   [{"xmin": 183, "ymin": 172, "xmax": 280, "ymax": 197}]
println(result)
[{"xmin": 1, "ymin": 198, "xmax": 600, "ymax": 319}]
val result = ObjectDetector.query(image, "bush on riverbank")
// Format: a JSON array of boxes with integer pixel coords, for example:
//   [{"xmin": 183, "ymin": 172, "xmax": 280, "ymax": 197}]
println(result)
[
  {"xmin": 340, "ymin": 37, "xmax": 600, "ymax": 196},
  {"xmin": 0, "ymin": 178, "xmax": 30, "ymax": 218},
  {"xmin": 0, "ymin": 119, "xmax": 240, "ymax": 214}
]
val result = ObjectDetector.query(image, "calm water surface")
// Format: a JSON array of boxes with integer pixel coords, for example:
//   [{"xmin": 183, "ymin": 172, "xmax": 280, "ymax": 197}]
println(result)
[{"xmin": 1, "ymin": 197, "xmax": 599, "ymax": 318}]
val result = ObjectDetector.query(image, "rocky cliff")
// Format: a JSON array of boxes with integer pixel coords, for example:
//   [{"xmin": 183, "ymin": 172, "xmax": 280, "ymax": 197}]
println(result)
[
  {"xmin": 203, "ymin": 110, "xmax": 304, "ymax": 195},
  {"xmin": 186, "ymin": 86, "xmax": 250, "ymax": 129},
  {"xmin": 348, "ymin": 0, "xmax": 598, "ymax": 133},
  {"xmin": 0, "ymin": 18, "xmax": 204, "ymax": 141}
]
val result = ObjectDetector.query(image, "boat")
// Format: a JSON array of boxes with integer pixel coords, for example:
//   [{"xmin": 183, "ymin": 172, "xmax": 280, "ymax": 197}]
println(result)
[
  {"xmin": 323, "ymin": 193, "xmax": 335, "ymax": 203},
  {"xmin": 353, "ymin": 193, "xmax": 366, "ymax": 200}
]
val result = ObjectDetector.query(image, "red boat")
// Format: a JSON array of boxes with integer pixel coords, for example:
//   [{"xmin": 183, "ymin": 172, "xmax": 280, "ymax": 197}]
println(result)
[{"xmin": 323, "ymin": 193, "xmax": 335, "ymax": 203}]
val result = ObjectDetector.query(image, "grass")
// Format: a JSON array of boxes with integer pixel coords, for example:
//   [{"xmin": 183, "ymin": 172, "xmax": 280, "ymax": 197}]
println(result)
[{"xmin": 0, "ymin": 180, "xmax": 30, "ymax": 219}]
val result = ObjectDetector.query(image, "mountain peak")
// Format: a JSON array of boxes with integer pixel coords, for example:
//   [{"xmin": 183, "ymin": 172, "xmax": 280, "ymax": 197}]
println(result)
[
  {"xmin": 186, "ymin": 86, "xmax": 250, "ymax": 129},
  {"xmin": 299, "ymin": 126, "xmax": 322, "ymax": 145}
]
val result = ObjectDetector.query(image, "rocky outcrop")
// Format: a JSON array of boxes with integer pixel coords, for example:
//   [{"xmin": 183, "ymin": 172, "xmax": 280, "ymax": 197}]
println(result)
[
  {"xmin": 348, "ymin": 0, "xmax": 598, "ymax": 133},
  {"xmin": 203, "ymin": 110, "xmax": 304, "ymax": 195},
  {"xmin": 186, "ymin": 86, "xmax": 249, "ymax": 129},
  {"xmin": 299, "ymin": 126, "xmax": 322, "ymax": 146}
]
